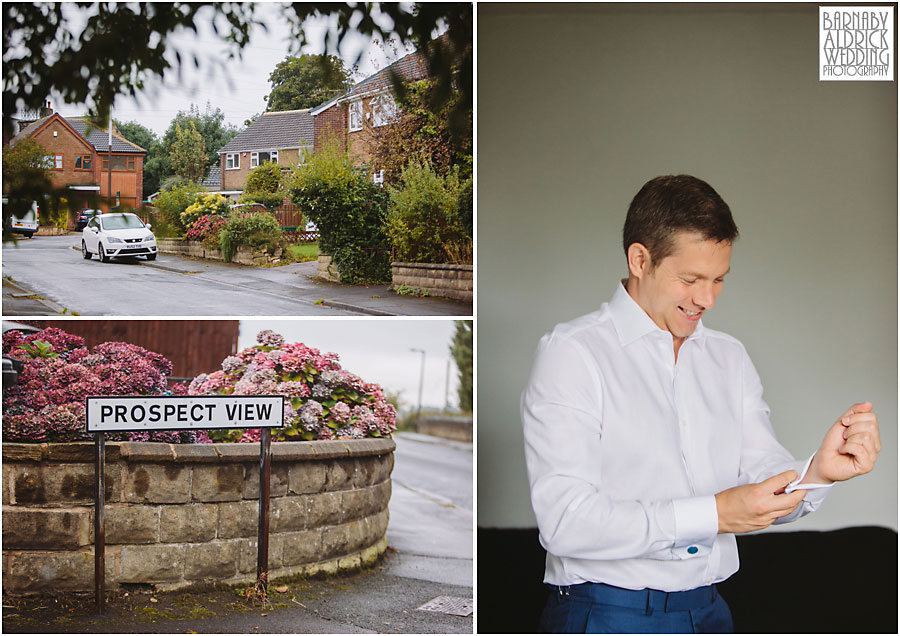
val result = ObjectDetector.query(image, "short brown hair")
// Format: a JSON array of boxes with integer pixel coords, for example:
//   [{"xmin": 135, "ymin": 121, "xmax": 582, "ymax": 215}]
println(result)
[{"xmin": 622, "ymin": 175, "xmax": 739, "ymax": 266}]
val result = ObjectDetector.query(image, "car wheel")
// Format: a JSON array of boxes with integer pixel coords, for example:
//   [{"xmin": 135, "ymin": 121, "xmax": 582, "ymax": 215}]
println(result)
[
  {"xmin": 82, "ymin": 241, "xmax": 92, "ymax": 260},
  {"xmin": 25, "ymin": 232, "xmax": 34, "ymax": 239},
  {"xmin": 98, "ymin": 243, "xmax": 110, "ymax": 263},
  {"xmin": 146, "ymin": 253, "xmax": 157, "ymax": 261}
]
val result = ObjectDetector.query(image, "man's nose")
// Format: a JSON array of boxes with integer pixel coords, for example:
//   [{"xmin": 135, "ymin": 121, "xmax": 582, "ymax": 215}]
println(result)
[{"xmin": 695, "ymin": 282, "xmax": 717, "ymax": 310}]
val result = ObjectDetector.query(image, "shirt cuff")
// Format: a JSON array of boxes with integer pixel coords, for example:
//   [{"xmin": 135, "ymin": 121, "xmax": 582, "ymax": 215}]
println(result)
[
  {"xmin": 670, "ymin": 495, "xmax": 718, "ymax": 559},
  {"xmin": 784, "ymin": 453, "xmax": 835, "ymax": 494}
]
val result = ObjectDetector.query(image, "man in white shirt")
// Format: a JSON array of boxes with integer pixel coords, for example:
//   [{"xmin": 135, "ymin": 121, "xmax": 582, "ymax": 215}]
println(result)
[{"xmin": 522, "ymin": 175, "xmax": 881, "ymax": 633}]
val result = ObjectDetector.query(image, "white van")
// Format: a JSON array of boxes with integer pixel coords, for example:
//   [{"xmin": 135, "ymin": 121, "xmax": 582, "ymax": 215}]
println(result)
[{"xmin": 6, "ymin": 200, "xmax": 39, "ymax": 238}]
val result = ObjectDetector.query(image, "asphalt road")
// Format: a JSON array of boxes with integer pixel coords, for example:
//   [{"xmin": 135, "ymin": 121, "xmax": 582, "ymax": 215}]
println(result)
[
  {"xmin": 2, "ymin": 234, "xmax": 356, "ymax": 316},
  {"xmin": 2, "ymin": 235, "xmax": 471, "ymax": 317}
]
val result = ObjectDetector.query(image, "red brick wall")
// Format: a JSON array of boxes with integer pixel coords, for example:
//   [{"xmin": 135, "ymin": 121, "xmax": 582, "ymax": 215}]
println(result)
[
  {"xmin": 31, "ymin": 121, "xmax": 96, "ymax": 190},
  {"xmin": 313, "ymin": 104, "xmax": 347, "ymax": 153},
  {"xmin": 30, "ymin": 117, "xmax": 145, "ymax": 210},
  {"xmin": 221, "ymin": 149, "xmax": 301, "ymax": 191}
]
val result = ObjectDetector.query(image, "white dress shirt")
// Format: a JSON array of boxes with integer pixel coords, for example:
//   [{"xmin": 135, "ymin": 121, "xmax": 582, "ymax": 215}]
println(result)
[{"xmin": 522, "ymin": 282, "xmax": 831, "ymax": 592}]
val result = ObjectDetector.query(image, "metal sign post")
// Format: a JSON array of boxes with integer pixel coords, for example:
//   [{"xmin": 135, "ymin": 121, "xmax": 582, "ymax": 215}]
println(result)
[
  {"xmin": 94, "ymin": 432, "xmax": 105, "ymax": 614},
  {"xmin": 257, "ymin": 428, "xmax": 272, "ymax": 584},
  {"xmin": 86, "ymin": 395, "xmax": 284, "ymax": 614}
]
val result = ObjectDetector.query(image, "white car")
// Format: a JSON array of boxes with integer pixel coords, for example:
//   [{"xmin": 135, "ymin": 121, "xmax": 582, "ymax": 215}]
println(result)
[{"xmin": 82, "ymin": 213, "xmax": 157, "ymax": 262}]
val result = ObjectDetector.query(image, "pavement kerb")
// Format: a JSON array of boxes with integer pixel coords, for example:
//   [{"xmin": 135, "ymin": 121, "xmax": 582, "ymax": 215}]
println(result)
[
  {"xmin": 320, "ymin": 299, "xmax": 395, "ymax": 317},
  {"xmin": 2, "ymin": 277, "xmax": 67, "ymax": 315}
]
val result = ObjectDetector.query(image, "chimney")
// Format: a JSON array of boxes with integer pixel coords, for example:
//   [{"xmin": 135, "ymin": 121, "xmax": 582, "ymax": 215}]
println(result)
[{"xmin": 41, "ymin": 100, "xmax": 53, "ymax": 117}]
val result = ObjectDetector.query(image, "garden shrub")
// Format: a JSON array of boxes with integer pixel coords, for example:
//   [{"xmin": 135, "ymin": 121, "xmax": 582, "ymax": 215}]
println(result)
[
  {"xmin": 287, "ymin": 141, "xmax": 391, "ymax": 283},
  {"xmin": 187, "ymin": 329, "xmax": 396, "ymax": 442},
  {"xmin": 181, "ymin": 192, "xmax": 230, "ymax": 228},
  {"xmin": 154, "ymin": 182, "xmax": 203, "ymax": 233},
  {"xmin": 385, "ymin": 158, "xmax": 473, "ymax": 264},
  {"xmin": 185, "ymin": 213, "xmax": 228, "ymax": 249},
  {"xmin": 2, "ymin": 328, "xmax": 195, "ymax": 443},
  {"xmin": 218, "ymin": 212, "xmax": 282, "ymax": 262}
]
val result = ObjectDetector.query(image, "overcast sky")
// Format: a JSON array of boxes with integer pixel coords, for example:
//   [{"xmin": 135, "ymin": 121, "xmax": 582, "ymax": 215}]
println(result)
[
  {"xmin": 237, "ymin": 319, "xmax": 467, "ymax": 413},
  {"xmin": 50, "ymin": 3, "xmax": 421, "ymax": 137}
]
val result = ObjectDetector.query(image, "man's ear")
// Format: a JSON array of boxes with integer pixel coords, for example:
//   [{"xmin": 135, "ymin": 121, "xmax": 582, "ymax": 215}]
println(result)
[{"xmin": 626, "ymin": 243, "xmax": 652, "ymax": 279}]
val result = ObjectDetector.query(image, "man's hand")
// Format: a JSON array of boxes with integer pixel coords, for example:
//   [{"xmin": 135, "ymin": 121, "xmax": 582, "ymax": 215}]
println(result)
[
  {"xmin": 806, "ymin": 402, "xmax": 881, "ymax": 484},
  {"xmin": 715, "ymin": 471, "xmax": 807, "ymax": 534}
]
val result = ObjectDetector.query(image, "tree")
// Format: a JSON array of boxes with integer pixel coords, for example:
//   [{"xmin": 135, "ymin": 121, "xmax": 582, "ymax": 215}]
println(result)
[
  {"xmin": 161, "ymin": 103, "xmax": 239, "ymax": 168},
  {"xmin": 3, "ymin": 3, "xmax": 471, "ymax": 143},
  {"xmin": 365, "ymin": 78, "xmax": 472, "ymax": 187},
  {"xmin": 2, "ymin": 138, "xmax": 56, "ymax": 230},
  {"xmin": 265, "ymin": 54, "xmax": 354, "ymax": 112},
  {"xmin": 113, "ymin": 120, "xmax": 155, "ymax": 152},
  {"xmin": 450, "ymin": 321, "xmax": 472, "ymax": 413},
  {"xmin": 168, "ymin": 122, "xmax": 207, "ymax": 183}
]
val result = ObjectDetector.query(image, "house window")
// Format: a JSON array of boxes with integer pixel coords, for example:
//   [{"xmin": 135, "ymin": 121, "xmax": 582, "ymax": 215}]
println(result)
[
  {"xmin": 348, "ymin": 99, "xmax": 363, "ymax": 132},
  {"xmin": 54, "ymin": 154, "xmax": 63, "ymax": 169},
  {"xmin": 102, "ymin": 156, "xmax": 136, "ymax": 171},
  {"xmin": 371, "ymin": 93, "xmax": 398, "ymax": 127},
  {"xmin": 250, "ymin": 151, "xmax": 277, "ymax": 168},
  {"xmin": 373, "ymin": 169, "xmax": 384, "ymax": 186},
  {"xmin": 75, "ymin": 155, "xmax": 92, "ymax": 170},
  {"xmin": 225, "ymin": 153, "xmax": 240, "ymax": 170}
]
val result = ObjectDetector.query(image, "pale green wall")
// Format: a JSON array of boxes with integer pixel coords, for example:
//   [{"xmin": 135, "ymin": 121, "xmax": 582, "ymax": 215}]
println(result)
[{"xmin": 477, "ymin": 3, "xmax": 897, "ymax": 531}]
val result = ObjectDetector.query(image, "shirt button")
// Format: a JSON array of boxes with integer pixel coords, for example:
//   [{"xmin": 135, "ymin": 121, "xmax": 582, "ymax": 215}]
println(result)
[{"xmin": 687, "ymin": 546, "xmax": 699, "ymax": 554}]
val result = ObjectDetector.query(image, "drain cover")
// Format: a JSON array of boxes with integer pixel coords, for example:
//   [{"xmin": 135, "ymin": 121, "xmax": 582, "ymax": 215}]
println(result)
[{"xmin": 417, "ymin": 596, "xmax": 473, "ymax": 617}]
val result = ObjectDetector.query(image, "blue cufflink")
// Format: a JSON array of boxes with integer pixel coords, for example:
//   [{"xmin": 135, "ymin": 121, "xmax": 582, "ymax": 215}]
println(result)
[{"xmin": 687, "ymin": 546, "xmax": 699, "ymax": 554}]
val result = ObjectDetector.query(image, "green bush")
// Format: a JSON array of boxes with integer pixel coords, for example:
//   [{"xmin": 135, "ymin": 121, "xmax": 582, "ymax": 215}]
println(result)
[
  {"xmin": 153, "ymin": 182, "xmax": 203, "ymax": 233},
  {"xmin": 385, "ymin": 159, "xmax": 472, "ymax": 264},
  {"xmin": 287, "ymin": 141, "xmax": 390, "ymax": 284},
  {"xmin": 218, "ymin": 212, "xmax": 282, "ymax": 262},
  {"xmin": 243, "ymin": 160, "xmax": 284, "ymax": 194}
]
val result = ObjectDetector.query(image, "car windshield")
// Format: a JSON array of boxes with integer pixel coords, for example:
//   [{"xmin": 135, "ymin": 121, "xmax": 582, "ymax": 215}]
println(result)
[{"xmin": 100, "ymin": 214, "xmax": 144, "ymax": 230}]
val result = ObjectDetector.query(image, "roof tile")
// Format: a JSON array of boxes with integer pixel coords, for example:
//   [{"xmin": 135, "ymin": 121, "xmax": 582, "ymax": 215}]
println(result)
[{"xmin": 218, "ymin": 109, "xmax": 314, "ymax": 154}]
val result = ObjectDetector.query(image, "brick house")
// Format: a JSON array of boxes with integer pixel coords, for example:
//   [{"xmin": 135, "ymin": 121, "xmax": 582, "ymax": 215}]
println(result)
[
  {"xmin": 310, "ymin": 35, "xmax": 444, "ymax": 181},
  {"xmin": 215, "ymin": 109, "xmax": 314, "ymax": 195},
  {"xmin": 11, "ymin": 113, "xmax": 146, "ymax": 216}
]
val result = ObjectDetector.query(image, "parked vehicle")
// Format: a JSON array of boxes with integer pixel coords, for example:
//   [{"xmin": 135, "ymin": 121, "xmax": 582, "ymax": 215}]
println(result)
[
  {"xmin": 81, "ymin": 213, "xmax": 157, "ymax": 262},
  {"xmin": 75, "ymin": 208, "xmax": 101, "ymax": 231},
  {"xmin": 6, "ymin": 200, "xmax": 39, "ymax": 238}
]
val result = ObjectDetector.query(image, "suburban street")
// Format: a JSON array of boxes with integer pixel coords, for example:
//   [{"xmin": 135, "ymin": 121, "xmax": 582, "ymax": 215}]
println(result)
[{"xmin": 1, "ymin": 235, "xmax": 471, "ymax": 317}]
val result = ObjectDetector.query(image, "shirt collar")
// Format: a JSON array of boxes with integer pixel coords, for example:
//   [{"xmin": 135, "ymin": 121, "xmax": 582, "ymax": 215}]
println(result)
[{"xmin": 608, "ymin": 281, "xmax": 706, "ymax": 349}]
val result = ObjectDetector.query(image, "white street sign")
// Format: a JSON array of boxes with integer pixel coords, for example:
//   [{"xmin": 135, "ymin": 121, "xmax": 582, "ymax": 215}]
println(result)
[{"xmin": 85, "ymin": 395, "xmax": 285, "ymax": 432}]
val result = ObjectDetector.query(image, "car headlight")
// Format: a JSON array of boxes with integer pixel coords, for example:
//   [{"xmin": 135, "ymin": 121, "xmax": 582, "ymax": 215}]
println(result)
[
  {"xmin": 106, "ymin": 237, "xmax": 124, "ymax": 243},
  {"xmin": 145, "ymin": 234, "xmax": 156, "ymax": 242}
]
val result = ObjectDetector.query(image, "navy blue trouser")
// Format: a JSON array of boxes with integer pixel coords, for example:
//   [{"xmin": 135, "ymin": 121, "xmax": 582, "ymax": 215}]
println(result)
[{"xmin": 539, "ymin": 582, "xmax": 734, "ymax": 633}]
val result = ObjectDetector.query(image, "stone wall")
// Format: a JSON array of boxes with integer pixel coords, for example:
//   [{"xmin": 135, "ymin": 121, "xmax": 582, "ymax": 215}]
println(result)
[
  {"xmin": 2, "ymin": 439, "xmax": 394, "ymax": 594},
  {"xmin": 157, "ymin": 239, "xmax": 282, "ymax": 266},
  {"xmin": 416, "ymin": 415, "xmax": 473, "ymax": 442},
  {"xmin": 391, "ymin": 262, "xmax": 473, "ymax": 302},
  {"xmin": 36, "ymin": 226, "xmax": 68, "ymax": 236},
  {"xmin": 317, "ymin": 253, "xmax": 341, "ymax": 282}
]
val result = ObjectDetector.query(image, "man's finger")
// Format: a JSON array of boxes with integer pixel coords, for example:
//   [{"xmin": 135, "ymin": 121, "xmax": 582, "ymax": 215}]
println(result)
[
  {"xmin": 761, "ymin": 470, "xmax": 798, "ymax": 493},
  {"xmin": 771, "ymin": 489, "xmax": 806, "ymax": 515},
  {"xmin": 841, "ymin": 412, "xmax": 877, "ymax": 428},
  {"xmin": 840, "ymin": 402, "xmax": 872, "ymax": 419}
]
